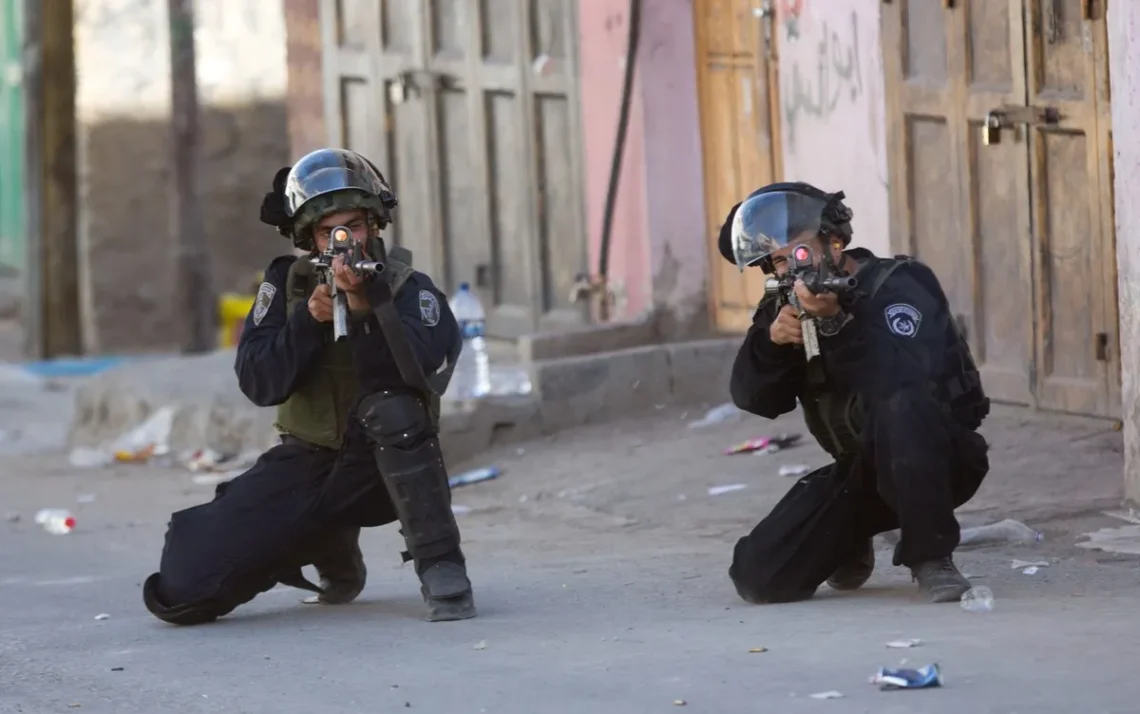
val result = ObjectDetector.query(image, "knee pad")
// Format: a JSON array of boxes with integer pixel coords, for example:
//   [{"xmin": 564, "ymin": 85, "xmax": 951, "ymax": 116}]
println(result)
[
  {"xmin": 358, "ymin": 391, "xmax": 459, "ymax": 561},
  {"xmin": 358, "ymin": 390, "xmax": 433, "ymax": 448}
]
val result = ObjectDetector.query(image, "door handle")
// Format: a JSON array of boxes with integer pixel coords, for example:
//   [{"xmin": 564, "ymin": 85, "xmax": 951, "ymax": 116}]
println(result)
[{"xmin": 981, "ymin": 105, "xmax": 1062, "ymax": 146}]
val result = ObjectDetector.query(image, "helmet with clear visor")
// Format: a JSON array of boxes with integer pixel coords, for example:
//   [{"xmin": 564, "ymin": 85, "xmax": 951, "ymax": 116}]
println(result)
[{"xmin": 729, "ymin": 189, "xmax": 834, "ymax": 272}]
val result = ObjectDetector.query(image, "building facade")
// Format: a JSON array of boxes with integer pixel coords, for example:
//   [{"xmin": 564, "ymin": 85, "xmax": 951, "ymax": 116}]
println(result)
[{"xmin": 0, "ymin": 0, "xmax": 294, "ymax": 356}]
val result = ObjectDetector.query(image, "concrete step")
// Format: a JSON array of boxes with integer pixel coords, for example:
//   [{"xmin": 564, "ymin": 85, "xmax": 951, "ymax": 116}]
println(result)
[{"xmin": 66, "ymin": 338, "xmax": 741, "ymax": 467}]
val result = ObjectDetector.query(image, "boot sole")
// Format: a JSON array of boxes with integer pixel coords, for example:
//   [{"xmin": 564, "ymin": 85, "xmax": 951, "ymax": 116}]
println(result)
[
  {"xmin": 927, "ymin": 585, "xmax": 971, "ymax": 604},
  {"xmin": 423, "ymin": 590, "xmax": 477, "ymax": 622}
]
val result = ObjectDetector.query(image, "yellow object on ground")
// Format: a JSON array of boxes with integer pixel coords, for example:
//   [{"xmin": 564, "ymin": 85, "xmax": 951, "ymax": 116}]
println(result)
[{"xmin": 218, "ymin": 293, "xmax": 256, "ymax": 348}]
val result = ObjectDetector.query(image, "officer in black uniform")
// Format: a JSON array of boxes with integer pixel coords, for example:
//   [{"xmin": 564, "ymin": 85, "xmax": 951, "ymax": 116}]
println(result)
[
  {"xmin": 142, "ymin": 148, "xmax": 476, "ymax": 624},
  {"xmin": 718, "ymin": 182, "xmax": 991, "ymax": 605}
]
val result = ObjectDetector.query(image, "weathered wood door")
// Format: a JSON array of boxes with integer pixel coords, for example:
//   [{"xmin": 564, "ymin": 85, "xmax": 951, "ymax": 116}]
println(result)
[
  {"xmin": 693, "ymin": 0, "xmax": 782, "ymax": 334},
  {"xmin": 882, "ymin": 0, "xmax": 1118, "ymax": 419},
  {"xmin": 319, "ymin": 0, "xmax": 589, "ymax": 338}
]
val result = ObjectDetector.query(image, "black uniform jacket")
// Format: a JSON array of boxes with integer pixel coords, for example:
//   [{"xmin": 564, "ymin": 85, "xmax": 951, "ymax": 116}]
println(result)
[
  {"xmin": 233, "ymin": 254, "xmax": 459, "ymax": 403},
  {"xmin": 730, "ymin": 249, "xmax": 959, "ymax": 418}
]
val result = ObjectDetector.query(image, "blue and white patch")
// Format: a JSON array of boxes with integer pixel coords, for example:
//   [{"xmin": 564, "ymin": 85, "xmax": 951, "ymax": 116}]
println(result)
[
  {"xmin": 252, "ymin": 282, "xmax": 276, "ymax": 326},
  {"xmin": 419, "ymin": 289, "xmax": 441, "ymax": 327},
  {"xmin": 884, "ymin": 303, "xmax": 922, "ymax": 338}
]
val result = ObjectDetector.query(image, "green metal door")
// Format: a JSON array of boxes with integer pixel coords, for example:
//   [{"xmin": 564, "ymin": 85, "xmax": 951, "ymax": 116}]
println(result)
[{"xmin": 0, "ymin": 0, "xmax": 24, "ymax": 274}]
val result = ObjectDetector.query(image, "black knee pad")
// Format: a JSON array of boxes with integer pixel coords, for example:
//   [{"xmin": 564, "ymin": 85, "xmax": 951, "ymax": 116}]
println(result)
[
  {"xmin": 358, "ymin": 390, "xmax": 433, "ymax": 448},
  {"xmin": 357, "ymin": 391, "xmax": 459, "ymax": 562}
]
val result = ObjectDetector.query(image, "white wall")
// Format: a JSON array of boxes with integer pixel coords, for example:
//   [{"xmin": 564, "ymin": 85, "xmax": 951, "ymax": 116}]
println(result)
[
  {"xmin": 1107, "ymin": 1, "xmax": 1140, "ymax": 503},
  {"xmin": 777, "ymin": 0, "xmax": 890, "ymax": 256},
  {"xmin": 74, "ymin": 0, "xmax": 287, "ymax": 121}
]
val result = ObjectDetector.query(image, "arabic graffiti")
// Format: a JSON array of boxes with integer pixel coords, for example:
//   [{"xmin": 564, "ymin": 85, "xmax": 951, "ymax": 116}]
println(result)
[{"xmin": 782, "ymin": 9, "xmax": 863, "ymax": 147}]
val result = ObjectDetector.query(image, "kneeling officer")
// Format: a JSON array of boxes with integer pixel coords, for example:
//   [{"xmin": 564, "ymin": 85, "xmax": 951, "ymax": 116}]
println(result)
[
  {"xmin": 143, "ymin": 148, "xmax": 475, "ymax": 624},
  {"xmin": 721, "ymin": 182, "xmax": 991, "ymax": 605}
]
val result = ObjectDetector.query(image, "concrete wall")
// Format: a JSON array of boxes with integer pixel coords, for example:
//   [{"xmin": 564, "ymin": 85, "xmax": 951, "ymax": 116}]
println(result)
[
  {"xmin": 1107, "ymin": 2, "xmax": 1140, "ymax": 504},
  {"xmin": 282, "ymin": 0, "xmax": 324, "ymax": 159},
  {"xmin": 775, "ymin": 0, "xmax": 890, "ymax": 256},
  {"xmin": 74, "ymin": 0, "xmax": 291, "ymax": 354},
  {"xmin": 576, "ymin": 0, "xmax": 710, "ymax": 338}
]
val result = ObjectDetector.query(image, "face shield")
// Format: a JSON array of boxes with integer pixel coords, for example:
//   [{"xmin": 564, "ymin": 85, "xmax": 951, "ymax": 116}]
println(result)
[{"xmin": 730, "ymin": 190, "xmax": 830, "ymax": 272}]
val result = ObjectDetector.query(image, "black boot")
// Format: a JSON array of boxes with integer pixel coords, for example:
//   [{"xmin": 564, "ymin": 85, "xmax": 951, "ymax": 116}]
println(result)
[
  {"xmin": 416, "ymin": 550, "xmax": 476, "ymax": 622},
  {"xmin": 311, "ymin": 527, "xmax": 367, "ymax": 605},
  {"xmin": 910, "ymin": 557, "xmax": 972, "ymax": 603},
  {"xmin": 826, "ymin": 538, "xmax": 875, "ymax": 591}
]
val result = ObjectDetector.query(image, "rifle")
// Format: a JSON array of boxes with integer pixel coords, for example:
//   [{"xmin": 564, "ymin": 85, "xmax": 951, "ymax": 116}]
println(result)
[
  {"xmin": 309, "ymin": 226, "xmax": 385, "ymax": 342},
  {"xmin": 763, "ymin": 243, "xmax": 858, "ymax": 361}
]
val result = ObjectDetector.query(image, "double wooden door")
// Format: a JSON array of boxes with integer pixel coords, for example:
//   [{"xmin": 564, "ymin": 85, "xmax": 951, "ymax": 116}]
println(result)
[
  {"xmin": 882, "ymin": 0, "xmax": 1119, "ymax": 418},
  {"xmin": 319, "ymin": 0, "xmax": 589, "ymax": 338}
]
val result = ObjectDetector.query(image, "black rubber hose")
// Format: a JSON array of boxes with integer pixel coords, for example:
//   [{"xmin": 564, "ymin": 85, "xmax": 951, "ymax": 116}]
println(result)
[{"xmin": 596, "ymin": 0, "xmax": 641, "ymax": 320}]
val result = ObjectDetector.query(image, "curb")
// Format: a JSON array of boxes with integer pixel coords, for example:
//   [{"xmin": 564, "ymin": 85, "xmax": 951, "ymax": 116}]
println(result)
[{"xmin": 67, "ymin": 338, "xmax": 743, "ymax": 467}]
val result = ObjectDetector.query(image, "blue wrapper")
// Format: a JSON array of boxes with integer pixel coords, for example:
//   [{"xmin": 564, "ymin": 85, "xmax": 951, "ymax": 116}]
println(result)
[
  {"xmin": 449, "ymin": 466, "xmax": 501, "ymax": 488},
  {"xmin": 870, "ymin": 663, "xmax": 943, "ymax": 690}
]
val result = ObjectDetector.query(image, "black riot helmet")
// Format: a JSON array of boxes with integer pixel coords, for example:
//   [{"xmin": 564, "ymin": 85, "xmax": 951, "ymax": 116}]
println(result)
[
  {"xmin": 281, "ymin": 148, "xmax": 399, "ymax": 251},
  {"xmin": 717, "ymin": 182, "xmax": 854, "ymax": 273}
]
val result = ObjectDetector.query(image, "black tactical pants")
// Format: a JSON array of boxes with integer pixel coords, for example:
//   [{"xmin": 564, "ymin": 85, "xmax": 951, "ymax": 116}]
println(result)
[
  {"xmin": 143, "ymin": 421, "xmax": 398, "ymax": 625},
  {"xmin": 729, "ymin": 388, "xmax": 989, "ymax": 604}
]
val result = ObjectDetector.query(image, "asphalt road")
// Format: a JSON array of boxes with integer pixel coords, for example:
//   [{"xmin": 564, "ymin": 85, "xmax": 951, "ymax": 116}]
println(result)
[{"xmin": 3, "ymin": 413, "xmax": 1139, "ymax": 714}]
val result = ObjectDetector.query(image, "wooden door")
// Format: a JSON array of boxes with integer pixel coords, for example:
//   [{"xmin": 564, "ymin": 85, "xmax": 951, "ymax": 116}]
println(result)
[
  {"xmin": 693, "ymin": 0, "xmax": 782, "ymax": 334},
  {"xmin": 881, "ymin": 0, "xmax": 1118, "ymax": 418},
  {"xmin": 319, "ymin": 0, "xmax": 589, "ymax": 338},
  {"xmin": 1023, "ymin": 0, "xmax": 1117, "ymax": 418}
]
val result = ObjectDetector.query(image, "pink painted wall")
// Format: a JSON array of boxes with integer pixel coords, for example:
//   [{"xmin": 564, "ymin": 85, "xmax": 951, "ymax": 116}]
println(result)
[
  {"xmin": 576, "ymin": 0, "xmax": 709, "ymax": 336},
  {"xmin": 637, "ymin": 1, "xmax": 710, "ymax": 337},
  {"xmin": 577, "ymin": 4, "xmax": 651, "ymax": 321}
]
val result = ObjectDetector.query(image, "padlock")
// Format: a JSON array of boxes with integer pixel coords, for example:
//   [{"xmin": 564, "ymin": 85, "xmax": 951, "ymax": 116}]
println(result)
[{"xmin": 981, "ymin": 112, "xmax": 1002, "ymax": 146}]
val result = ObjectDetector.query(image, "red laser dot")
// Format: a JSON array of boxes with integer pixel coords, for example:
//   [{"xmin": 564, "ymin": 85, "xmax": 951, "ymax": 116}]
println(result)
[{"xmin": 64, "ymin": 517, "xmax": 76, "ymax": 530}]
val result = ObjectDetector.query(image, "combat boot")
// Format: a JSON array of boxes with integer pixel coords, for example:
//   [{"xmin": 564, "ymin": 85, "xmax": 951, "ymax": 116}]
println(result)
[
  {"xmin": 910, "ymin": 557, "xmax": 972, "ymax": 603},
  {"xmin": 311, "ymin": 527, "xmax": 367, "ymax": 605},
  {"xmin": 417, "ymin": 550, "xmax": 476, "ymax": 622},
  {"xmin": 826, "ymin": 538, "xmax": 875, "ymax": 591}
]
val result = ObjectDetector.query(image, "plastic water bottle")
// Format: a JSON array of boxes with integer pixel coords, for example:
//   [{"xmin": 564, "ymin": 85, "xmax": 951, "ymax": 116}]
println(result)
[
  {"xmin": 448, "ymin": 282, "xmax": 491, "ymax": 399},
  {"xmin": 960, "ymin": 586, "xmax": 995, "ymax": 613},
  {"xmin": 35, "ymin": 508, "xmax": 76, "ymax": 535}
]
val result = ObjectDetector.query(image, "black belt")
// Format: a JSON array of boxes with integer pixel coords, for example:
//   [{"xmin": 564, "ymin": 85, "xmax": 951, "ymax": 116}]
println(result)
[{"xmin": 280, "ymin": 434, "xmax": 334, "ymax": 452}]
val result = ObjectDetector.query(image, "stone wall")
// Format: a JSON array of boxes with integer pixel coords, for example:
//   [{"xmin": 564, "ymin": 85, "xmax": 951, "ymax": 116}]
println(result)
[{"xmin": 74, "ymin": 0, "xmax": 291, "ymax": 354}]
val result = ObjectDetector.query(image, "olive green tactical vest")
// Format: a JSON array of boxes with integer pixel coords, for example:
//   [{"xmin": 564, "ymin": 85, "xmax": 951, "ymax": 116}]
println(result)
[
  {"xmin": 797, "ymin": 259, "xmax": 907, "ymax": 459},
  {"xmin": 274, "ymin": 253, "xmax": 416, "ymax": 449}
]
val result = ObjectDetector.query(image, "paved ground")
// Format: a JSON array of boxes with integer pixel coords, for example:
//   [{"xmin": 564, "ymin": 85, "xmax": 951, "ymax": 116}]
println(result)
[{"xmin": 2, "ymin": 394, "xmax": 1139, "ymax": 713}]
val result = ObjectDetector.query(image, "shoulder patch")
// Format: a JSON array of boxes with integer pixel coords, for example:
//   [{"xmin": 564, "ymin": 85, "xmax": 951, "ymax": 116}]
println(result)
[
  {"xmin": 419, "ymin": 289, "xmax": 441, "ymax": 327},
  {"xmin": 253, "ymin": 282, "xmax": 277, "ymax": 326},
  {"xmin": 884, "ymin": 303, "xmax": 922, "ymax": 338}
]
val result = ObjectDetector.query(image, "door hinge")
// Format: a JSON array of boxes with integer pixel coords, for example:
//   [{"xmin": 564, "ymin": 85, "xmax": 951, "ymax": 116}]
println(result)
[{"xmin": 1096, "ymin": 332, "xmax": 1109, "ymax": 362}]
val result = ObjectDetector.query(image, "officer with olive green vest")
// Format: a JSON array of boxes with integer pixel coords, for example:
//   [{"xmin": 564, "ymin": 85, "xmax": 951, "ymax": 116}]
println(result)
[
  {"xmin": 142, "ymin": 148, "xmax": 476, "ymax": 625},
  {"xmin": 716, "ymin": 182, "xmax": 991, "ymax": 606}
]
